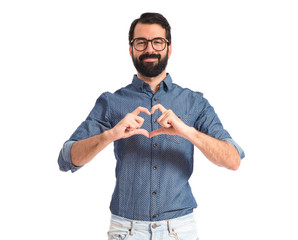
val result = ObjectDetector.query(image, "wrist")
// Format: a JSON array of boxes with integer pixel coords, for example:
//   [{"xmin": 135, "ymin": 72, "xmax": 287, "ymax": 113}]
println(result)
[
  {"xmin": 103, "ymin": 128, "xmax": 118, "ymax": 143},
  {"xmin": 184, "ymin": 126, "xmax": 204, "ymax": 144},
  {"xmin": 181, "ymin": 125, "xmax": 196, "ymax": 141}
]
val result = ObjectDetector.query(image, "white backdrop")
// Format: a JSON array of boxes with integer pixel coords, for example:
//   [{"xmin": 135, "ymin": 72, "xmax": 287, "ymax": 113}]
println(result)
[{"xmin": 1, "ymin": 1, "xmax": 297, "ymax": 239}]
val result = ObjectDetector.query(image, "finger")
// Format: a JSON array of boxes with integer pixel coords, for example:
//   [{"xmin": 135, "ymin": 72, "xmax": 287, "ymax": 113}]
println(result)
[
  {"xmin": 125, "ymin": 119, "xmax": 140, "ymax": 131},
  {"xmin": 130, "ymin": 116, "xmax": 145, "ymax": 130},
  {"xmin": 149, "ymin": 128, "xmax": 166, "ymax": 138},
  {"xmin": 151, "ymin": 104, "xmax": 167, "ymax": 115},
  {"xmin": 124, "ymin": 114, "xmax": 144, "ymax": 127},
  {"xmin": 157, "ymin": 113, "xmax": 172, "ymax": 128},
  {"xmin": 132, "ymin": 106, "xmax": 151, "ymax": 116},
  {"xmin": 130, "ymin": 129, "xmax": 150, "ymax": 138},
  {"xmin": 134, "ymin": 116, "xmax": 145, "ymax": 126}
]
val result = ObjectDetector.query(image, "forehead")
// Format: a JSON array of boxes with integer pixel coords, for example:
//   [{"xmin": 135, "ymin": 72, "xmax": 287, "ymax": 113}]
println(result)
[{"xmin": 134, "ymin": 23, "xmax": 166, "ymax": 39}]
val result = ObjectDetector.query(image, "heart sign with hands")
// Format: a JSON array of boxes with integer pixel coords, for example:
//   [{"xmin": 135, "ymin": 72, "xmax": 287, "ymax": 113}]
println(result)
[{"xmin": 110, "ymin": 104, "xmax": 190, "ymax": 141}]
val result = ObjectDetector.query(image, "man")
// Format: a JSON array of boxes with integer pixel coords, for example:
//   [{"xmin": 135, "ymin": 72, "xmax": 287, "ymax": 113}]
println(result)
[{"xmin": 58, "ymin": 12, "xmax": 244, "ymax": 240}]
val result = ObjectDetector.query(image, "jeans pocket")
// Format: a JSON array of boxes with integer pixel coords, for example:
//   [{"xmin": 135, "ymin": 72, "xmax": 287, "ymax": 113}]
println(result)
[
  {"xmin": 168, "ymin": 232, "xmax": 180, "ymax": 240},
  {"xmin": 169, "ymin": 220, "xmax": 198, "ymax": 240},
  {"xmin": 107, "ymin": 231, "xmax": 130, "ymax": 240}
]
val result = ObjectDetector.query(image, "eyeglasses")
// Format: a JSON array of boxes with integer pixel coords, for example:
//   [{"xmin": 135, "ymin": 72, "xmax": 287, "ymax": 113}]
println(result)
[{"xmin": 131, "ymin": 37, "xmax": 169, "ymax": 51}]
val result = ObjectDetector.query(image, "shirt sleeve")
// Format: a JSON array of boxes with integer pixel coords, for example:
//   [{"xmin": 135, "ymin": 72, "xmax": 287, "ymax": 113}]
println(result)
[
  {"xmin": 194, "ymin": 95, "xmax": 231, "ymax": 139},
  {"xmin": 223, "ymin": 138, "xmax": 245, "ymax": 159},
  {"xmin": 57, "ymin": 92, "xmax": 112, "ymax": 172},
  {"xmin": 58, "ymin": 141, "xmax": 82, "ymax": 173},
  {"xmin": 194, "ymin": 94, "xmax": 245, "ymax": 159}
]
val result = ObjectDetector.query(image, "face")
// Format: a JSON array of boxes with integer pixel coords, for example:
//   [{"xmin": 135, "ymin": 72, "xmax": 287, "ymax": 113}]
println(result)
[{"xmin": 130, "ymin": 23, "xmax": 172, "ymax": 78}]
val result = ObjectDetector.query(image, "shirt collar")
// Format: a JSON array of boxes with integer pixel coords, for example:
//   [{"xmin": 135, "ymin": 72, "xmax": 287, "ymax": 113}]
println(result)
[{"xmin": 132, "ymin": 73, "xmax": 173, "ymax": 92}]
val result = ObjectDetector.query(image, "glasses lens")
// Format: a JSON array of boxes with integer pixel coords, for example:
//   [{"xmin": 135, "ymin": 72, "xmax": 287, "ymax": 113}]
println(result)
[
  {"xmin": 152, "ymin": 38, "xmax": 166, "ymax": 51},
  {"xmin": 134, "ymin": 39, "xmax": 147, "ymax": 51}
]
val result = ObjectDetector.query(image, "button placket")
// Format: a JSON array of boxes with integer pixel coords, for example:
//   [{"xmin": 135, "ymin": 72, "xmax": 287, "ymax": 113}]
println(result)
[
  {"xmin": 150, "ymin": 147, "xmax": 159, "ymax": 221},
  {"xmin": 150, "ymin": 94, "xmax": 161, "ymax": 221},
  {"xmin": 151, "ymin": 95, "xmax": 159, "ymax": 129}
]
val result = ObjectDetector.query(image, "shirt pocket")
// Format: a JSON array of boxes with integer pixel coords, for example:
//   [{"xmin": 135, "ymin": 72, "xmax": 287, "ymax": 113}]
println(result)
[{"xmin": 165, "ymin": 114, "xmax": 193, "ymax": 144}]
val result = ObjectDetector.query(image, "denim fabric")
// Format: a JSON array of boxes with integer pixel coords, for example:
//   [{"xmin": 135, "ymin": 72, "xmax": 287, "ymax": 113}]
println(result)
[
  {"xmin": 107, "ymin": 213, "xmax": 199, "ymax": 240},
  {"xmin": 58, "ymin": 73, "xmax": 245, "ymax": 221}
]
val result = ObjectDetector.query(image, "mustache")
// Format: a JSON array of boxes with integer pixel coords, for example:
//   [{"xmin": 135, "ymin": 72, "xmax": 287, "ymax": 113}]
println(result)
[{"xmin": 139, "ymin": 53, "xmax": 161, "ymax": 61}]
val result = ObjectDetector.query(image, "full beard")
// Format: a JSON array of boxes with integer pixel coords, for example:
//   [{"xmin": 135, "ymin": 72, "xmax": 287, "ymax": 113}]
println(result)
[{"xmin": 132, "ymin": 50, "xmax": 168, "ymax": 78}]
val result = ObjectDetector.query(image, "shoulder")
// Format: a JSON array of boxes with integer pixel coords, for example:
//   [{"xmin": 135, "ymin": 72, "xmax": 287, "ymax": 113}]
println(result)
[
  {"xmin": 171, "ymin": 82, "xmax": 205, "ymax": 101},
  {"xmin": 95, "ymin": 83, "xmax": 133, "ymax": 100}
]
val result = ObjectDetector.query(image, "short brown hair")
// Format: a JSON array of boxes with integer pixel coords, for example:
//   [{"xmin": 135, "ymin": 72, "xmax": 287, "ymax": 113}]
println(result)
[{"xmin": 129, "ymin": 12, "xmax": 171, "ymax": 45}]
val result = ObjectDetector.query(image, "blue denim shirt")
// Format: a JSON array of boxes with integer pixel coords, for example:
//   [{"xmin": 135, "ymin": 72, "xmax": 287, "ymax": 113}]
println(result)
[{"xmin": 58, "ymin": 73, "xmax": 245, "ymax": 221}]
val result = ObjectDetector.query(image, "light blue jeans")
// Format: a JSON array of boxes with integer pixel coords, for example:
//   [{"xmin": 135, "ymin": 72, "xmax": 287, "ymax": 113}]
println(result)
[{"xmin": 107, "ymin": 213, "xmax": 199, "ymax": 240}]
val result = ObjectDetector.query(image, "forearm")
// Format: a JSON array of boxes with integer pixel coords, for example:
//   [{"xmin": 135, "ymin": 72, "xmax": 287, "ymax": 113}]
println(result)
[
  {"xmin": 71, "ymin": 106, "xmax": 151, "ymax": 167},
  {"xmin": 184, "ymin": 127, "xmax": 241, "ymax": 170},
  {"xmin": 71, "ymin": 129, "xmax": 115, "ymax": 167}
]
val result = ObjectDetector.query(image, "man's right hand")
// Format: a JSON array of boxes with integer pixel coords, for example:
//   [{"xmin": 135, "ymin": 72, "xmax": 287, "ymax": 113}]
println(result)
[
  {"xmin": 70, "ymin": 106, "xmax": 151, "ymax": 167},
  {"xmin": 109, "ymin": 106, "xmax": 151, "ymax": 140}
]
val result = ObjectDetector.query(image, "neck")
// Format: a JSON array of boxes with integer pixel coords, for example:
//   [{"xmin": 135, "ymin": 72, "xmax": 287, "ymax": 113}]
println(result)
[{"xmin": 137, "ymin": 70, "xmax": 167, "ymax": 93}]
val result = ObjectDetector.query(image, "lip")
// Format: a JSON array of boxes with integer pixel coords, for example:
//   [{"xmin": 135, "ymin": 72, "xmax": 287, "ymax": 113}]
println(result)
[{"xmin": 143, "ymin": 58, "xmax": 158, "ymax": 62}]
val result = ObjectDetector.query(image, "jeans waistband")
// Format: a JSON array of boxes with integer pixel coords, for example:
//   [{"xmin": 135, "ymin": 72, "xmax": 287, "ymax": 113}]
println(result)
[{"xmin": 110, "ymin": 213, "xmax": 195, "ymax": 235}]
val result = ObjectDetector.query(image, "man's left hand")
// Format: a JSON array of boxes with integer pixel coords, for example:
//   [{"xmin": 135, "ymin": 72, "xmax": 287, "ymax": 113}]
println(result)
[{"xmin": 149, "ymin": 104, "xmax": 190, "ymax": 139}]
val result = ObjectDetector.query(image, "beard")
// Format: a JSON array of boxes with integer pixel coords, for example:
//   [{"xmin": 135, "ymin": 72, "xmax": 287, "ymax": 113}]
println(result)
[{"xmin": 132, "ymin": 50, "xmax": 168, "ymax": 78}]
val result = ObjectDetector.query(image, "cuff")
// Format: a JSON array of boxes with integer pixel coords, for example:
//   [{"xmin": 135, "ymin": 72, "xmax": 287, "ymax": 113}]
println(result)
[
  {"xmin": 223, "ymin": 138, "xmax": 245, "ymax": 159},
  {"xmin": 58, "ymin": 141, "xmax": 82, "ymax": 173}
]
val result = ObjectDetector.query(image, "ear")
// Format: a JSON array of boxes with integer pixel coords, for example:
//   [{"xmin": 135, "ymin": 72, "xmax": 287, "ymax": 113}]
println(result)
[
  {"xmin": 167, "ymin": 44, "xmax": 172, "ymax": 59},
  {"xmin": 129, "ymin": 46, "xmax": 133, "ymax": 58}
]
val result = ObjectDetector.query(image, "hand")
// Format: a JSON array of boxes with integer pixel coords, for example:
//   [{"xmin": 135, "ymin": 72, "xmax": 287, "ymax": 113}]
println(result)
[
  {"xmin": 110, "ymin": 106, "xmax": 151, "ymax": 140},
  {"xmin": 149, "ymin": 104, "xmax": 190, "ymax": 138}
]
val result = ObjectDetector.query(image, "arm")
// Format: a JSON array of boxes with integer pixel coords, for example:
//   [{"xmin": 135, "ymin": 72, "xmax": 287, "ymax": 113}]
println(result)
[
  {"xmin": 184, "ymin": 127, "xmax": 241, "ymax": 170},
  {"xmin": 70, "ymin": 130, "xmax": 114, "ymax": 167},
  {"xmin": 71, "ymin": 107, "xmax": 151, "ymax": 167},
  {"xmin": 150, "ymin": 104, "xmax": 241, "ymax": 170}
]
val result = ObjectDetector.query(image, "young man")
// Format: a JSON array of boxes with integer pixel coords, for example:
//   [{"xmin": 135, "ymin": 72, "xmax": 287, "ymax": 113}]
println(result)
[{"xmin": 58, "ymin": 12, "xmax": 245, "ymax": 240}]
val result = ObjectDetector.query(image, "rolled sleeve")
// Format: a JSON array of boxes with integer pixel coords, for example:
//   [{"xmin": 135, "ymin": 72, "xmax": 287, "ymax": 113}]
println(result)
[
  {"xmin": 194, "ymin": 95, "xmax": 231, "ymax": 140},
  {"xmin": 57, "ymin": 92, "xmax": 112, "ymax": 173},
  {"xmin": 223, "ymin": 138, "xmax": 245, "ymax": 159},
  {"xmin": 194, "ymin": 95, "xmax": 245, "ymax": 160},
  {"xmin": 58, "ymin": 141, "xmax": 82, "ymax": 173},
  {"xmin": 69, "ymin": 92, "xmax": 111, "ymax": 141}
]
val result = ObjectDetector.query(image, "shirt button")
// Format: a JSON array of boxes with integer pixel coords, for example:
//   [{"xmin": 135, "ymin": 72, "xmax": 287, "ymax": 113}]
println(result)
[
  {"xmin": 152, "ymin": 191, "xmax": 157, "ymax": 195},
  {"xmin": 152, "ymin": 215, "xmax": 157, "ymax": 219},
  {"xmin": 153, "ymin": 166, "xmax": 157, "ymax": 170},
  {"xmin": 154, "ymin": 97, "xmax": 158, "ymax": 101},
  {"xmin": 153, "ymin": 143, "xmax": 158, "ymax": 147},
  {"xmin": 153, "ymin": 119, "xmax": 157, "ymax": 123}
]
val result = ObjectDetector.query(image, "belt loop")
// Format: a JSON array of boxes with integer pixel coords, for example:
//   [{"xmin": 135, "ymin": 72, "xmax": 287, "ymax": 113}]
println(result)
[
  {"xmin": 129, "ymin": 221, "xmax": 135, "ymax": 236},
  {"xmin": 168, "ymin": 220, "xmax": 179, "ymax": 239},
  {"xmin": 167, "ymin": 220, "xmax": 174, "ymax": 234}
]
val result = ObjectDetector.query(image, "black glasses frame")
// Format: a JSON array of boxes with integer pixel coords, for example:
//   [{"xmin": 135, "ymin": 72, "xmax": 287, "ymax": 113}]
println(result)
[{"xmin": 131, "ymin": 37, "xmax": 169, "ymax": 52}]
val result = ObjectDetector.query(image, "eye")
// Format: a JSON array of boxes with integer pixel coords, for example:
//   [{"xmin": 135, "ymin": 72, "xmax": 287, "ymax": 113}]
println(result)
[
  {"xmin": 135, "ymin": 40, "xmax": 147, "ymax": 46},
  {"xmin": 153, "ymin": 38, "xmax": 164, "ymax": 45}
]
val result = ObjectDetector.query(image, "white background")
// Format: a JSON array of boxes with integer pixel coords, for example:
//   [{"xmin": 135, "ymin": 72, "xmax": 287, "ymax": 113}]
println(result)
[{"xmin": 1, "ymin": 0, "xmax": 297, "ymax": 239}]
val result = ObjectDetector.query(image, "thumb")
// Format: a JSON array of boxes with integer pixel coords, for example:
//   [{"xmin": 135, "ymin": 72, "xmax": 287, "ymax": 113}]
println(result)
[
  {"xmin": 149, "ymin": 128, "xmax": 165, "ymax": 138},
  {"xmin": 130, "ymin": 129, "xmax": 150, "ymax": 138}
]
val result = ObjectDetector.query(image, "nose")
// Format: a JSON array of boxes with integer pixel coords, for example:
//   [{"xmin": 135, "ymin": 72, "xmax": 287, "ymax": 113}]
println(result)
[{"xmin": 145, "ymin": 41, "xmax": 155, "ymax": 54}]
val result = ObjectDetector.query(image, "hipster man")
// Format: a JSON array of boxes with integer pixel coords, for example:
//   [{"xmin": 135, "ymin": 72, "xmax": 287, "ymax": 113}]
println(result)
[{"xmin": 58, "ymin": 12, "xmax": 245, "ymax": 240}]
